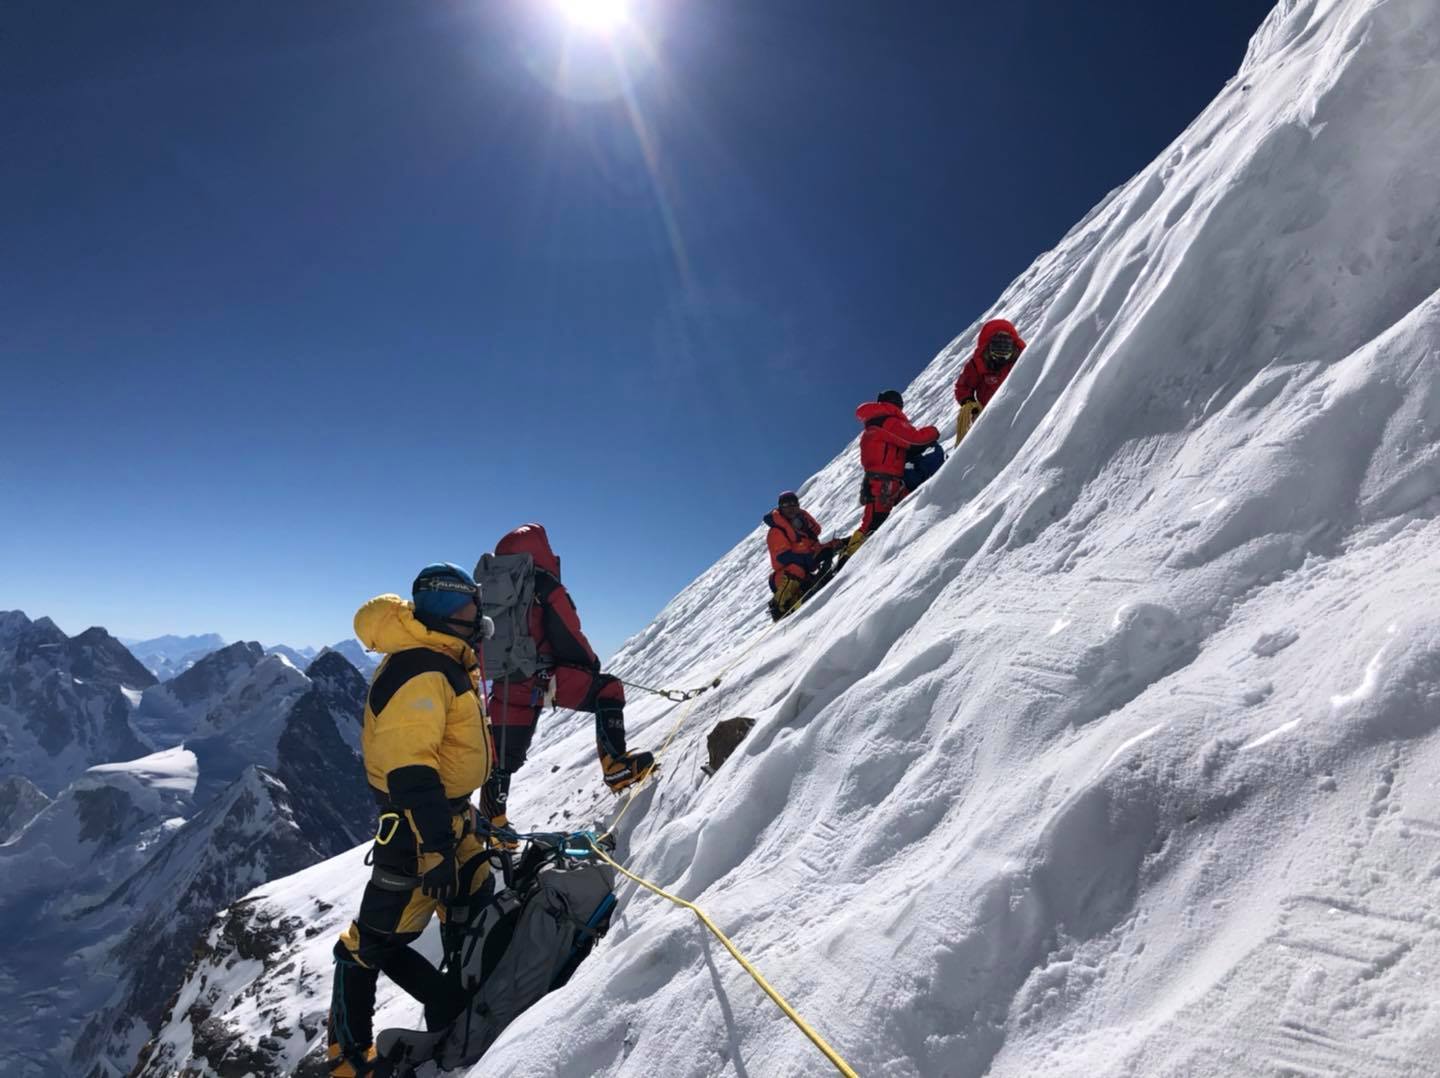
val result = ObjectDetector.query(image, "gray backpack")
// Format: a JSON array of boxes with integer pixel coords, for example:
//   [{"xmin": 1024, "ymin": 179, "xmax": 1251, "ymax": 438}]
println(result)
[
  {"xmin": 441, "ymin": 852, "xmax": 616, "ymax": 1067},
  {"xmin": 376, "ymin": 846, "xmax": 618, "ymax": 1073},
  {"xmin": 473, "ymin": 552, "xmax": 540, "ymax": 679}
]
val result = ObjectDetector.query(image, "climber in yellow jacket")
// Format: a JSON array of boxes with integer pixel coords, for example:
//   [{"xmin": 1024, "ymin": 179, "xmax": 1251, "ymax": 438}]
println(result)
[{"xmin": 327, "ymin": 563, "xmax": 495, "ymax": 1078}]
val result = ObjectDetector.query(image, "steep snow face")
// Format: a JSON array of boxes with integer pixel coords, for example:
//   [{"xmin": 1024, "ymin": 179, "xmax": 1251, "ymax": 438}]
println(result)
[
  {"xmin": 0, "ymin": 757, "xmax": 202, "ymax": 1077},
  {"xmin": 0, "ymin": 758, "xmax": 191, "ymax": 912},
  {"xmin": 142, "ymin": 0, "xmax": 1440, "ymax": 1075},
  {"xmin": 187, "ymin": 654, "xmax": 312, "ymax": 792}
]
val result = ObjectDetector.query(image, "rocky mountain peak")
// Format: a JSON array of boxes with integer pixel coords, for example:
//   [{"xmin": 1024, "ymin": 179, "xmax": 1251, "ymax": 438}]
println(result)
[
  {"xmin": 162, "ymin": 641, "xmax": 265, "ymax": 708},
  {"xmin": 65, "ymin": 627, "xmax": 158, "ymax": 689},
  {"xmin": 303, "ymin": 649, "xmax": 363, "ymax": 692}
]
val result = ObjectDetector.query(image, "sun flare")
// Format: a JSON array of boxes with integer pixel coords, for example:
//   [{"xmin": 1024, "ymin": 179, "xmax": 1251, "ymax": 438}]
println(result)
[{"xmin": 554, "ymin": 0, "xmax": 630, "ymax": 35}]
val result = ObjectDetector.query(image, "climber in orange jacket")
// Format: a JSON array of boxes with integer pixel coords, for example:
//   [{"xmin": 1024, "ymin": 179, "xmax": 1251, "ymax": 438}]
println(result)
[{"xmin": 764, "ymin": 491, "xmax": 843, "ymax": 620}]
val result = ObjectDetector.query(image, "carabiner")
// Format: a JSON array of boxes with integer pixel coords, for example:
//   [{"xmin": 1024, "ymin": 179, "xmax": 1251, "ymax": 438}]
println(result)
[{"xmin": 375, "ymin": 812, "xmax": 403, "ymax": 846}]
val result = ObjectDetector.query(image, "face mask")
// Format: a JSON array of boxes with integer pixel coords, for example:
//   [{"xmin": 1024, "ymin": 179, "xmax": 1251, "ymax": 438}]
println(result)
[
  {"xmin": 444, "ymin": 611, "xmax": 494, "ymax": 647},
  {"xmin": 985, "ymin": 335, "xmax": 1016, "ymax": 369}
]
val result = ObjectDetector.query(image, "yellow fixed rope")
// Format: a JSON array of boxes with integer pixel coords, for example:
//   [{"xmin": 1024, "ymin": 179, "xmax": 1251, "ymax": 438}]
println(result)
[
  {"xmin": 589, "ymin": 587, "xmax": 862, "ymax": 1075},
  {"xmin": 586, "ymin": 839, "xmax": 861, "ymax": 1078}
]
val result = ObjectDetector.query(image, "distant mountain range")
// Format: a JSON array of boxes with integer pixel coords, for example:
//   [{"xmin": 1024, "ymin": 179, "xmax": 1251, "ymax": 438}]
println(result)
[
  {"xmin": 1, "ymin": 611, "xmax": 156, "ymax": 796},
  {"xmin": 0, "ymin": 610, "xmax": 374, "ymax": 1077},
  {"xmin": 122, "ymin": 631, "xmax": 379, "ymax": 681}
]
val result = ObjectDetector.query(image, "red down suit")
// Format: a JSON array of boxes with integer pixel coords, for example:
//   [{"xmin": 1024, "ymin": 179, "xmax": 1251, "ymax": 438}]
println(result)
[
  {"xmin": 857, "ymin": 401, "xmax": 940, "ymax": 533},
  {"xmin": 954, "ymin": 318, "xmax": 1027, "ymax": 407},
  {"xmin": 482, "ymin": 524, "xmax": 627, "ymax": 817}
]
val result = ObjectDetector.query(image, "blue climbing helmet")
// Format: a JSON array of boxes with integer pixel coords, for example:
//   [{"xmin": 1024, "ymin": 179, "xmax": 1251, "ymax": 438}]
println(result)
[{"xmin": 412, "ymin": 563, "xmax": 488, "ymax": 644}]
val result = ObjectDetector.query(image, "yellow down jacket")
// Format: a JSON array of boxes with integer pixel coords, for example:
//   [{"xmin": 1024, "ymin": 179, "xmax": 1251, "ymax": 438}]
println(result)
[{"xmin": 353, "ymin": 594, "xmax": 491, "ymax": 800}]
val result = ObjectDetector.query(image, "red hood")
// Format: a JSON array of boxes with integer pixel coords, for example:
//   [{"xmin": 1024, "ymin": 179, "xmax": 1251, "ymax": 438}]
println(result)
[
  {"xmin": 971, "ymin": 319, "xmax": 1027, "ymax": 365},
  {"xmin": 856, "ymin": 401, "xmax": 905, "ymax": 423},
  {"xmin": 496, "ymin": 523, "xmax": 561, "ymax": 578}
]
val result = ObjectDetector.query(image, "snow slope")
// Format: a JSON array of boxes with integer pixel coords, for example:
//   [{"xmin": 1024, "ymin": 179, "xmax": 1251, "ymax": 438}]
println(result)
[{"xmin": 140, "ymin": 0, "xmax": 1440, "ymax": 1074}]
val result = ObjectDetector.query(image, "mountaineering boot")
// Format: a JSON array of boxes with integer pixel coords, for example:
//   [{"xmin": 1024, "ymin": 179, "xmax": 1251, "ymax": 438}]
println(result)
[
  {"xmin": 601, "ymin": 750, "xmax": 657, "ymax": 792},
  {"xmin": 329, "ymin": 946, "xmax": 385, "ymax": 1074},
  {"xmin": 327, "ymin": 1036, "xmax": 392, "ymax": 1077},
  {"xmin": 770, "ymin": 576, "xmax": 804, "ymax": 621},
  {"xmin": 843, "ymin": 528, "xmax": 867, "ymax": 559}
]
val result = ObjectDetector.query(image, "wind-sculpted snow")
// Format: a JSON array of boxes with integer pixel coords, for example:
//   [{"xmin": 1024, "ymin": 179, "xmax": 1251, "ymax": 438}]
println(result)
[{"xmin": 141, "ymin": 0, "xmax": 1440, "ymax": 1074}]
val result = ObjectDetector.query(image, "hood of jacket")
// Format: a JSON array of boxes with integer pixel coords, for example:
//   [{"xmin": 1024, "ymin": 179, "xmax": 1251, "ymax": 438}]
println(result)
[
  {"xmin": 496, "ymin": 523, "xmax": 561, "ymax": 579},
  {"xmin": 856, "ymin": 400, "xmax": 906, "ymax": 424},
  {"xmin": 763, "ymin": 508, "xmax": 821, "ymax": 541},
  {"xmin": 971, "ymin": 318, "xmax": 1027, "ymax": 366},
  {"xmin": 353, "ymin": 594, "xmax": 474, "ymax": 663}
]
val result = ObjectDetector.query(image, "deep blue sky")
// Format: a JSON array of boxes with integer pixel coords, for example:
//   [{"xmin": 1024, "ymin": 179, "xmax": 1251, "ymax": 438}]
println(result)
[{"xmin": 0, "ymin": 0, "xmax": 1275, "ymax": 656}]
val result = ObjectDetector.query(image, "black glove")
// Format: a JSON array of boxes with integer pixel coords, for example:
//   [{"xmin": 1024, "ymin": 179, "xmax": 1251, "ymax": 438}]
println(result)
[{"xmin": 420, "ymin": 846, "xmax": 458, "ymax": 902}]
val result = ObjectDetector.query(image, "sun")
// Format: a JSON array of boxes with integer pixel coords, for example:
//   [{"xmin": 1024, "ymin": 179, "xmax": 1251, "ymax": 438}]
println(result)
[{"xmin": 554, "ymin": 0, "xmax": 630, "ymax": 35}]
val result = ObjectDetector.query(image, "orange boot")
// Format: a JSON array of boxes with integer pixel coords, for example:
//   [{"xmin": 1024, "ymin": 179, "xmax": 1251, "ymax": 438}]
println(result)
[{"xmin": 327, "ymin": 1039, "xmax": 392, "ymax": 1077}]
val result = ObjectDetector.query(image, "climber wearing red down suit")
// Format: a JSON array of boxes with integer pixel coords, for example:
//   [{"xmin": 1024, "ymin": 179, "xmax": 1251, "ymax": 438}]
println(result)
[
  {"xmin": 482, "ymin": 524, "xmax": 654, "ymax": 830},
  {"xmin": 954, "ymin": 318, "xmax": 1027, "ymax": 409},
  {"xmin": 856, "ymin": 390, "xmax": 941, "ymax": 535}
]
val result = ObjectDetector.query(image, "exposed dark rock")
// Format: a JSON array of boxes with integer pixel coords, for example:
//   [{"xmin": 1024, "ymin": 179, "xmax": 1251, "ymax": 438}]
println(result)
[{"xmin": 704, "ymin": 717, "xmax": 757, "ymax": 775}]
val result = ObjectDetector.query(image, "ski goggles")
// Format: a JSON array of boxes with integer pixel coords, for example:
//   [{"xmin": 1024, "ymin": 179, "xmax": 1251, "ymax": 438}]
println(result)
[{"xmin": 985, "ymin": 334, "xmax": 1016, "ymax": 362}]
